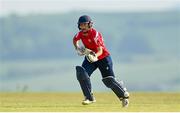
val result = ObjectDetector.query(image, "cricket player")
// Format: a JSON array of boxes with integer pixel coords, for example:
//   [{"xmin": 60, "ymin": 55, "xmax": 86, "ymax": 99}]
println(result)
[{"xmin": 73, "ymin": 15, "xmax": 129, "ymax": 107}]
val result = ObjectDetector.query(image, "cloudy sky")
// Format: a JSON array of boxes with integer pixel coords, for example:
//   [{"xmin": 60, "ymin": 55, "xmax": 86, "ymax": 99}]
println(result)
[{"xmin": 0, "ymin": 0, "xmax": 180, "ymax": 16}]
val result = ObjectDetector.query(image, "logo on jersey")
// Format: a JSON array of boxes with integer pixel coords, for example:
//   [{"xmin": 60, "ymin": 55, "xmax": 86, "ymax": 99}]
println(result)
[{"xmin": 88, "ymin": 39, "xmax": 92, "ymax": 43}]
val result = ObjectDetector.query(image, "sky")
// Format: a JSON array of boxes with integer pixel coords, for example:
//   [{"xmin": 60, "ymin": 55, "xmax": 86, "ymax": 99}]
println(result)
[{"xmin": 0, "ymin": 0, "xmax": 180, "ymax": 16}]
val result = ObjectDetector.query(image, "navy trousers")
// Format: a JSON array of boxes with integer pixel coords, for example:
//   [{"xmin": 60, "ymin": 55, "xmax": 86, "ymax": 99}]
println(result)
[
  {"xmin": 78, "ymin": 55, "xmax": 128, "ymax": 100},
  {"xmin": 80, "ymin": 55, "xmax": 114, "ymax": 100},
  {"xmin": 82, "ymin": 55, "xmax": 114, "ymax": 78}
]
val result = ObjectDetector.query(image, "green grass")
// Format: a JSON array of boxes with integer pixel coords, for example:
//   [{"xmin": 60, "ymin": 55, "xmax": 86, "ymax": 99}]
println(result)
[{"xmin": 0, "ymin": 92, "xmax": 180, "ymax": 112}]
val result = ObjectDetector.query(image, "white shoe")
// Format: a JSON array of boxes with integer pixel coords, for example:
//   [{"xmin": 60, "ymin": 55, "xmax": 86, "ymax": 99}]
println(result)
[
  {"xmin": 82, "ymin": 98, "xmax": 96, "ymax": 105},
  {"xmin": 122, "ymin": 98, "xmax": 129, "ymax": 107}
]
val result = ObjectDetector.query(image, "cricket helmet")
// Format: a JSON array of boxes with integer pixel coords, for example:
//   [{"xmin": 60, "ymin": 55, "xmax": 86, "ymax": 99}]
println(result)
[{"xmin": 78, "ymin": 15, "xmax": 93, "ymax": 30}]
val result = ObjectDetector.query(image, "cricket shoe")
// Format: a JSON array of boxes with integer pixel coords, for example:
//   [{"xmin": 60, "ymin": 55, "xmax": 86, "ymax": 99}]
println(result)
[
  {"xmin": 82, "ymin": 98, "xmax": 96, "ymax": 105},
  {"xmin": 121, "ymin": 98, "xmax": 129, "ymax": 107}
]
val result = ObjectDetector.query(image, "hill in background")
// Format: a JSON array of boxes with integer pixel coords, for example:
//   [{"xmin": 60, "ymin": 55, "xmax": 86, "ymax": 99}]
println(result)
[{"xmin": 0, "ymin": 11, "xmax": 179, "ymax": 92}]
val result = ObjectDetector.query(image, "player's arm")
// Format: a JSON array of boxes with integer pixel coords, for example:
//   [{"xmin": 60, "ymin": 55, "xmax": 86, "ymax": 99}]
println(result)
[
  {"xmin": 94, "ymin": 32, "xmax": 104, "ymax": 57},
  {"xmin": 73, "ymin": 39, "xmax": 80, "ymax": 50},
  {"xmin": 73, "ymin": 36, "xmax": 91, "ymax": 56},
  {"xmin": 73, "ymin": 38, "xmax": 84, "ymax": 56},
  {"xmin": 96, "ymin": 46, "xmax": 103, "ymax": 57}
]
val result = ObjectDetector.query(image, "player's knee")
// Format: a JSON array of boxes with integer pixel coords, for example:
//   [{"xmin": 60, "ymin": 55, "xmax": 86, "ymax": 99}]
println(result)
[
  {"xmin": 76, "ymin": 66, "xmax": 89, "ymax": 81},
  {"xmin": 102, "ymin": 76, "xmax": 115, "ymax": 88}
]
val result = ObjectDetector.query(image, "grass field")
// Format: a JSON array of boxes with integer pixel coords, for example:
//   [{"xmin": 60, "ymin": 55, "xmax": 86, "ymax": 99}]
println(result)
[{"xmin": 0, "ymin": 92, "xmax": 180, "ymax": 112}]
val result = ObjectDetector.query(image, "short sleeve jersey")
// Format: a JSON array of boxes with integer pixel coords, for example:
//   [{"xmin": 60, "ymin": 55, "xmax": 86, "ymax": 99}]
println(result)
[{"xmin": 73, "ymin": 28, "xmax": 110, "ymax": 60}]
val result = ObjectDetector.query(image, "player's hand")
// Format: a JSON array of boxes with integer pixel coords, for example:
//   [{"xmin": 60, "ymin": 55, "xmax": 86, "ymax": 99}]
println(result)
[
  {"xmin": 76, "ymin": 46, "xmax": 86, "ymax": 56},
  {"xmin": 76, "ymin": 46, "xmax": 92, "ymax": 56},
  {"xmin": 86, "ymin": 51, "xmax": 98, "ymax": 63}
]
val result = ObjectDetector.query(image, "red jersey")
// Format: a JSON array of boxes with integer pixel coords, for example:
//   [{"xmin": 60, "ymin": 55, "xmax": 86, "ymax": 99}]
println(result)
[{"xmin": 73, "ymin": 28, "xmax": 110, "ymax": 60}]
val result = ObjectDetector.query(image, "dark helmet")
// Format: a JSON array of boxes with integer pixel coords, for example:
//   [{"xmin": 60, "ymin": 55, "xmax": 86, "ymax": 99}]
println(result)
[{"xmin": 78, "ymin": 15, "xmax": 93, "ymax": 30}]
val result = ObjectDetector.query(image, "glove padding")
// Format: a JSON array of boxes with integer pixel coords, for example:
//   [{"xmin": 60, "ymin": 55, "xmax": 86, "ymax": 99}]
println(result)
[
  {"xmin": 86, "ymin": 51, "xmax": 98, "ymax": 63},
  {"xmin": 76, "ymin": 46, "xmax": 86, "ymax": 56},
  {"xmin": 77, "ymin": 46, "xmax": 98, "ymax": 63},
  {"xmin": 76, "ymin": 46, "xmax": 92, "ymax": 56}
]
